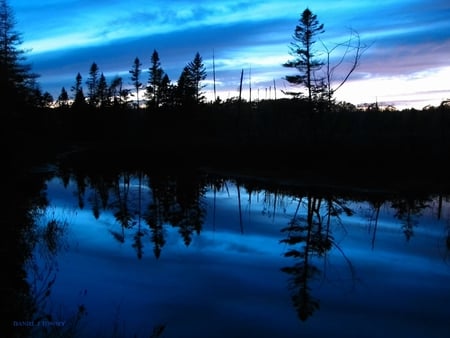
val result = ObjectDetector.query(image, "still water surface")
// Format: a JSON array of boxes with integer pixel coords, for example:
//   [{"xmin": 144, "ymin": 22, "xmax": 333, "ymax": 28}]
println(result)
[{"xmin": 28, "ymin": 170, "xmax": 450, "ymax": 338}]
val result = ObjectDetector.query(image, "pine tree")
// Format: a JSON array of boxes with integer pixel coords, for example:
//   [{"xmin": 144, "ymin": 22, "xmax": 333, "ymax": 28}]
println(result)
[
  {"xmin": 283, "ymin": 8, "xmax": 325, "ymax": 103},
  {"xmin": 86, "ymin": 62, "xmax": 100, "ymax": 107},
  {"xmin": 146, "ymin": 49, "xmax": 165, "ymax": 109},
  {"xmin": 57, "ymin": 87, "xmax": 69, "ymax": 107},
  {"xmin": 176, "ymin": 66, "xmax": 195, "ymax": 107},
  {"xmin": 186, "ymin": 52, "xmax": 207, "ymax": 104},
  {"xmin": 129, "ymin": 57, "xmax": 142, "ymax": 109},
  {"xmin": 71, "ymin": 72, "xmax": 86, "ymax": 108},
  {"xmin": 97, "ymin": 73, "xmax": 109, "ymax": 108},
  {"xmin": 0, "ymin": 0, "xmax": 39, "ymax": 109},
  {"xmin": 159, "ymin": 74, "xmax": 172, "ymax": 107}
]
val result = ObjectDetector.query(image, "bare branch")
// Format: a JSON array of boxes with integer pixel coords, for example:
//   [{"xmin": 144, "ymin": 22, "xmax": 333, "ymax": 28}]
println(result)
[{"xmin": 320, "ymin": 28, "xmax": 371, "ymax": 102}]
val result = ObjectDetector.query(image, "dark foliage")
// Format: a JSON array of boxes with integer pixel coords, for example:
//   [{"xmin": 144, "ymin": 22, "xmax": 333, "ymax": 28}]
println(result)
[{"xmin": 3, "ymin": 97, "xmax": 450, "ymax": 193}]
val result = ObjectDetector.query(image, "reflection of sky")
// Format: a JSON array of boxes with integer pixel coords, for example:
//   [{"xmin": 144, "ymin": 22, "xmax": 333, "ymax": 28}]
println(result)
[
  {"xmin": 30, "ymin": 177, "xmax": 450, "ymax": 337},
  {"xmin": 13, "ymin": 0, "xmax": 450, "ymax": 109}
]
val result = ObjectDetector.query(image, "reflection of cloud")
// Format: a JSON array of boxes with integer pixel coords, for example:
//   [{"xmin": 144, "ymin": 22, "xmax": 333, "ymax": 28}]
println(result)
[{"xmin": 177, "ymin": 228, "xmax": 284, "ymax": 260}]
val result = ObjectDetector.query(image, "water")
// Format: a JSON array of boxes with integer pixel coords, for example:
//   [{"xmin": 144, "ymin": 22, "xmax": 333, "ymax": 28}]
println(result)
[{"xmin": 23, "ymin": 169, "xmax": 450, "ymax": 338}]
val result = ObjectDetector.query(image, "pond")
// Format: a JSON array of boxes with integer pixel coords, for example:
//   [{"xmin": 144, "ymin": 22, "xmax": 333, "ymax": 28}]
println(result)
[{"xmin": 18, "ymin": 157, "xmax": 450, "ymax": 338}]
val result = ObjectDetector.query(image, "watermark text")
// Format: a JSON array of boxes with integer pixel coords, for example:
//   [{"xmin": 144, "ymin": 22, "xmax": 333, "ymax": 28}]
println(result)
[{"xmin": 13, "ymin": 320, "xmax": 66, "ymax": 327}]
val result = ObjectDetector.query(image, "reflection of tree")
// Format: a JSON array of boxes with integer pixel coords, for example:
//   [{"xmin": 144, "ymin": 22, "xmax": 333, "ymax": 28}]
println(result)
[
  {"xmin": 236, "ymin": 180, "xmax": 244, "ymax": 233},
  {"xmin": 88, "ymin": 174, "xmax": 110, "ymax": 220},
  {"xmin": 59, "ymin": 157, "xmax": 210, "ymax": 257},
  {"xmin": 166, "ymin": 174, "xmax": 206, "ymax": 246},
  {"xmin": 74, "ymin": 171, "xmax": 87, "ymax": 209},
  {"xmin": 27, "ymin": 210, "xmax": 89, "ymax": 337},
  {"xmin": 2, "ymin": 160, "xmax": 87, "ymax": 337},
  {"xmin": 365, "ymin": 198, "xmax": 385, "ymax": 249},
  {"xmin": 144, "ymin": 173, "xmax": 170, "ymax": 258},
  {"xmin": 209, "ymin": 176, "xmax": 230, "ymax": 231},
  {"xmin": 391, "ymin": 196, "xmax": 430, "ymax": 241},
  {"xmin": 280, "ymin": 194, "xmax": 354, "ymax": 321},
  {"xmin": 112, "ymin": 172, "xmax": 133, "ymax": 229},
  {"xmin": 132, "ymin": 172, "xmax": 145, "ymax": 259},
  {"xmin": 280, "ymin": 196, "xmax": 321, "ymax": 321},
  {"xmin": 3, "ymin": 169, "xmax": 49, "ymax": 337}
]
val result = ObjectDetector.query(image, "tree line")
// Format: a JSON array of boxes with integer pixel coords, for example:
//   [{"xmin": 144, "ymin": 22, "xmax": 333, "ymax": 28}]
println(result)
[
  {"xmin": 64, "ymin": 50, "xmax": 207, "ymax": 110},
  {"xmin": 2, "ymin": 0, "xmax": 447, "ymax": 113},
  {"xmin": 49, "ymin": 7, "xmax": 368, "ymax": 112},
  {"xmin": 0, "ymin": 0, "xmax": 382, "ymax": 114},
  {"xmin": 0, "ymin": 0, "xmax": 209, "ymax": 112}
]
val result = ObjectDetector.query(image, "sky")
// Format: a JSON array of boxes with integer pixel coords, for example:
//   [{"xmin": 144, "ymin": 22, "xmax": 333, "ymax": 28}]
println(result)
[{"xmin": 12, "ymin": 0, "xmax": 450, "ymax": 109}]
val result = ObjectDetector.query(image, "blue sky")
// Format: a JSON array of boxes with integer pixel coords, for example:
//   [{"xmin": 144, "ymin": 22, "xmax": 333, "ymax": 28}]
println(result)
[{"xmin": 13, "ymin": 0, "xmax": 450, "ymax": 109}]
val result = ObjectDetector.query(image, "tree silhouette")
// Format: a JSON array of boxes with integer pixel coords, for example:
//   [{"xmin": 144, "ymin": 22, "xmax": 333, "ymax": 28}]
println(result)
[
  {"xmin": 38, "ymin": 91, "xmax": 54, "ymax": 108},
  {"xmin": 71, "ymin": 72, "xmax": 86, "ymax": 109},
  {"xmin": 146, "ymin": 49, "xmax": 165, "ymax": 110},
  {"xmin": 109, "ymin": 75, "xmax": 130, "ymax": 108},
  {"xmin": 57, "ymin": 87, "xmax": 69, "ymax": 108},
  {"xmin": 186, "ymin": 52, "xmax": 207, "ymax": 104},
  {"xmin": 0, "ymin": 0, "xmax": 40, "ymax": 110},
  {"xmin": 129, "ymin": 57, "xmax": 143, "ymax": 109},
  {"xmin": 176, "ymin": 66, "xmax": 196, "ymax": 107},
  {"xmin": 283, "ymin": 8, "xmax": 325, "ymax": 103},
  {"xmin": 391, "ymin": 197, "xmax": 430, "ymax": 241},
  {"xmin": 86, "ymin": 62, "xmax": 100, "ymax": 107},
  {"xmin": 280, "ymin": 196, "xmax": 322, "ymax": 321},
  {"xmin": 280, "ymin": 194, "xmax": 355, "ymax": 321},
  {"xmin": 97, "ymin": 72, "xmax": 109, "ymax": 108},
  {"xmin": 158, "ymin": 73, "xmax": 173, "ymax": 108},
  {"xmin": 321, "ymin": 29, "xmax": 369, "ymax": 107}
]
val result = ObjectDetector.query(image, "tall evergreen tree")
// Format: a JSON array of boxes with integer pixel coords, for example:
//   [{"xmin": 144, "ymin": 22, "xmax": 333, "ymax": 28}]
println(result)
[
  {"xmin": 97, "ymin": 73, "xmax": 109, "ymax": 108},
  {"xmin": 86, "ymin": 62, "xmax": 100, "ymax": 107},
  {"xmin": 129, "ymin": 57, "xmax": 143, "ymax": 109},
  {"xmin": 71, "ymin": 72, "xmax": 86, "ymax": 108},
  {"xmin": 283, "ymin": 8, "xmax": 325, "ymax": 103},
  {"xmin": 176, "ymin": 66, "xmax": 195, "ymax": 107},
  {"xmin": 159, "ymin": 74, "xmax": 172, "ymax": 107},
  {"xmin": 0, "ymin": 0, "xmax": 39, "ymax": 109},
  {"xmin": 57, "ymin": 87, "xmax": 69, "ymax": 107},
  {"xmin": 186, "ymin": 52, "xmax": 207, "ymax": 104},
  {"xmin": 146, "ymin": 49, "xmax": 165, "ymax": 109}
]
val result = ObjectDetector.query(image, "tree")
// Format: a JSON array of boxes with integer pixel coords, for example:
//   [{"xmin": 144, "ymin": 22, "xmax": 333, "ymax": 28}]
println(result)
[
  {"xmin": 39, "ymin": 91, "xmax": 54, "ymax": 108},
  {"xmin": 109, "ymin": 76, "xmax": 123, "ymax": 106},
  {"xmin": 146, "ymin": 49, "xmax": 165, "ymax": 109},
  {"xmin": 321, "ymin": 29, "xmax": 369, "ymax": 107},
  {"xmin": 0, "ymin": 0, "xmax": 39, "ymax": 109},
  {"xmin": 176, "ymin": 66, "xmax": 195, "ymax": 107},
  {"xmin": 159, "ymin": 74, "xmax": 173, "ymax": 107},
  {"xmin": 129, "ymin": 57, "xmax": 143, "ymax": 109},
  {"xmin": 86, "ymin": 62, "xmax": 99, "ymax": 107},
  {"xmin": 97, "ymin": 73, "xmax": 109, "ymax": 108},
  {"xmin": 186, "ymin": 52, "xmax": 207, "ymax": 104},
  {"xmin": 109, "ymin": 75, "xmax": 130, "ymax": 108},
  {"xmin": 283, "ymin": 8, "xmax": 325, "ymax": 103},
  {"xmin": 71, "ymin": 72, "xmax": 86, "ymax": 108},
  {"xmin": 57, "ymin": 87, "xmax": 69, "ymax": 107}
]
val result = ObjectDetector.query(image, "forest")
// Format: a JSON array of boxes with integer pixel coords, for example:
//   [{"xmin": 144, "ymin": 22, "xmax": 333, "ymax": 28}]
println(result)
[{"xmin": 2, "ymin": 1, "xmax": 450, "ymax": 188}]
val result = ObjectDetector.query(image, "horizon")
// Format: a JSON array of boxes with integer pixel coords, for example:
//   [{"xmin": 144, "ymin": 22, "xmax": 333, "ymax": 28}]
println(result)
[{"xmin": 13, "ymin": 0, "xmax": 450, "ymax": 110}]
